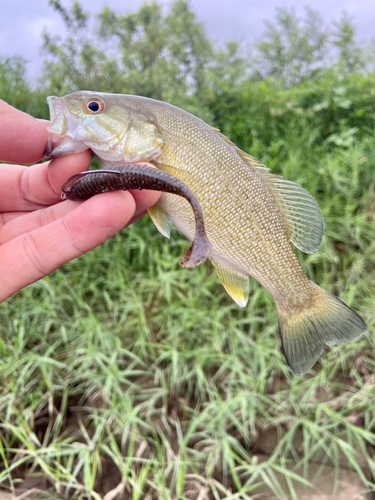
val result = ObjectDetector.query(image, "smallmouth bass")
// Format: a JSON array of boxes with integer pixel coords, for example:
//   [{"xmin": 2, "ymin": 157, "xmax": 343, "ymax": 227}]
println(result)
[{"xmin": 45, "ymin": 91, "xmax": 367, "ymax": 375}]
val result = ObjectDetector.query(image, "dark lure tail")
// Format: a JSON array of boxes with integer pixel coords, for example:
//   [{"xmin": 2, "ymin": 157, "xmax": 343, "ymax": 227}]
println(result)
[{"xmin": 61, "ymin": 164, "xmax": 212, "ymax": 268}]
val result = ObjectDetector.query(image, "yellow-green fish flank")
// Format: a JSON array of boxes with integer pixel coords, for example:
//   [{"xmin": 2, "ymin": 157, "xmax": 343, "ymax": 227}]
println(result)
[{"xmin": 46, "ymin": 91, "xmax": 368, "ymax": 375}]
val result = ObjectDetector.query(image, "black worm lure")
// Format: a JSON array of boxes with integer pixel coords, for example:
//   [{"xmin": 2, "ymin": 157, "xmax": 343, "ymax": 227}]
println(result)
[{"xmin": 61, "ymin": 163, "xmax": 212, "ymax": 268}]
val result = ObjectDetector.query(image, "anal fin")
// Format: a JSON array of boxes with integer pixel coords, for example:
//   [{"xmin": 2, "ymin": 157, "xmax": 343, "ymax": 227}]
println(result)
[{"xmin": 210, "ymin": 258, "xmax": 249, "ymax": 307}]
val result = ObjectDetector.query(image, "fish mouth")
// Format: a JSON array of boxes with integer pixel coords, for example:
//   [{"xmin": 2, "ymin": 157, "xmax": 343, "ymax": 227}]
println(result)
[
  {"xmin": 47, "ymin": 96, "xmax": 57, "ymax": 122},
  {"xmin": 45, "ymin": 96, "xmax": 57, "ymax": 158},
  {"xmin": 45, "ymin": 96, "xmax": 69, "ymax": 158},
  {"xmin": 45, "ymin": 96, "xmax": 87, "ymax": 158}
]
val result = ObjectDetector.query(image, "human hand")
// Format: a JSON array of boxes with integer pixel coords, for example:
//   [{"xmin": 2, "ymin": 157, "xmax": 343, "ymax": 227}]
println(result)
[{"xmin": 0, "ymin": 100, "xmax": 161, "ymax": 303}]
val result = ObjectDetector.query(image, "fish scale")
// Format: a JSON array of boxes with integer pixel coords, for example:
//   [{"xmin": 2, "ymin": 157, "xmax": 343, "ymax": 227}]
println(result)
[
  {"xmin": 45, "ymin": 91, "xmax": 368, "ymax": 375},
  {"xmin": 157, "ymin": 129, "xmax": 309, "ymax": 305}
]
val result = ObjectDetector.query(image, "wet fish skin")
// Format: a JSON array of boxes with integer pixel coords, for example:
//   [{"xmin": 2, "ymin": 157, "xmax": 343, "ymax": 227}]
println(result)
[{"xmin": 46, "ymin": 91, "xmax": 368, "ymax": 375}]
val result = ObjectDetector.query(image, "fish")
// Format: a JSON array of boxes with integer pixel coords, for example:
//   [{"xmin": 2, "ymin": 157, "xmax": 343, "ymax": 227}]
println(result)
[{"xmin": 45, "ymin": 91, "xmax": 368, "ymax": 375}]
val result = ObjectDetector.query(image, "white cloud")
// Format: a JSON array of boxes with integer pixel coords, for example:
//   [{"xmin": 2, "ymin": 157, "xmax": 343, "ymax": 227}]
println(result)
[{"xmin": 0, "ymin": 0, "xmax": 374, "ymax": 83}]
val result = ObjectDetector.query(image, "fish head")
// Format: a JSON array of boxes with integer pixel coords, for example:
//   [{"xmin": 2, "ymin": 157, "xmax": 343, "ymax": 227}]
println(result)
[{"xmin": 45, "ymin": 91, "xmax": 164, "ymax": 162}]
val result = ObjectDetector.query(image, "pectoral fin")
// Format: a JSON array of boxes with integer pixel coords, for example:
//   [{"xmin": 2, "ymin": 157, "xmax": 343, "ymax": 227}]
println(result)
[
  {"xmin": 148, "ymin": 162, "xmax": 197, "ymax": 239},
  {"xmin": 210, "ymin": 258, "xmax": 249, "ymax": 307},
  {"xmin": 153, "ymin": 161, "xmax": 197, "ymax": 184},
  {"xmin": 148, "ymin": 204, "xmax": 173, "ymax": 238}
]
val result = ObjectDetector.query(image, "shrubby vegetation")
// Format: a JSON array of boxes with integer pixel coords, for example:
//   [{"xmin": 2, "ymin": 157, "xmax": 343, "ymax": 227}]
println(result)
[{"xmin": 0, "ymin": 1, "xmax": 375, "ymax": 498}]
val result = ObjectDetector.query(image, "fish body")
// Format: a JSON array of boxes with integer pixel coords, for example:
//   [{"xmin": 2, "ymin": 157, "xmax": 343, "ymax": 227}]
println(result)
[{"xmin": 46, "ymin": 91, "xmax": 367, "ymax": 375}]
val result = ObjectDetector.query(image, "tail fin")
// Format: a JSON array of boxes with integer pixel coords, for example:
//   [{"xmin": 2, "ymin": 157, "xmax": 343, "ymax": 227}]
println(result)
[{"xmin": 278, "ymin": 289, "xmax": 368, "ymax": 375}]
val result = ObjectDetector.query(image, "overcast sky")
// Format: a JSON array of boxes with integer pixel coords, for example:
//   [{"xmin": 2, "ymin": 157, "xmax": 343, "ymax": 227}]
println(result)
[{"xmin": 1, "ymin": 0, "xmax": 374, "ymax": 82}]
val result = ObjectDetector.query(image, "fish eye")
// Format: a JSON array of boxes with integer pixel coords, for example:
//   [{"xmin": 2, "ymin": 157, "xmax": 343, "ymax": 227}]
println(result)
[{"xmin": 85, "ymin": 99, "xmax": 105, "ymax": 114}]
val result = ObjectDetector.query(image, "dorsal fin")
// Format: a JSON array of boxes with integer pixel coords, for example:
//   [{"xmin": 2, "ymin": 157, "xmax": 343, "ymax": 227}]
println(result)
[
  {"xmin": 211, "ymin": 127, "xmax": 269, "ymax": 171},
  {"xmin": 211, "ymin": 127, "xmax": 325, "ymax": 254},
  {"xmin": 260, "ymin": 173, "xmax": 325, "ymax": 253}
]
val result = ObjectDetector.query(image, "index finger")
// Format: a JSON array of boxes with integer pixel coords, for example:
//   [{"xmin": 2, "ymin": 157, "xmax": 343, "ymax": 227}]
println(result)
[{"xmin": 0, "ymin": 100, "xmax": 49, "ymax": 164}]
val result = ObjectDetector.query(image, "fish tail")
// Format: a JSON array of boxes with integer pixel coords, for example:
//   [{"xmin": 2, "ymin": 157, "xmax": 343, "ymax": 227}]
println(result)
[{"xmin": 277, "ymin": 287, "xmax": 367, "ymax": 375}]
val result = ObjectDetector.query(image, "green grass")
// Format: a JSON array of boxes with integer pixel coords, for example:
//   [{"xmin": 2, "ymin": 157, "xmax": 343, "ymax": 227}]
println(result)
[
  {"xmin": 0, "ymin": 134, "xmax": 375, "ymax": 499},
  {"xmin": 1, "ymin": 65, "xmax": 375, "ymax": 498}
]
